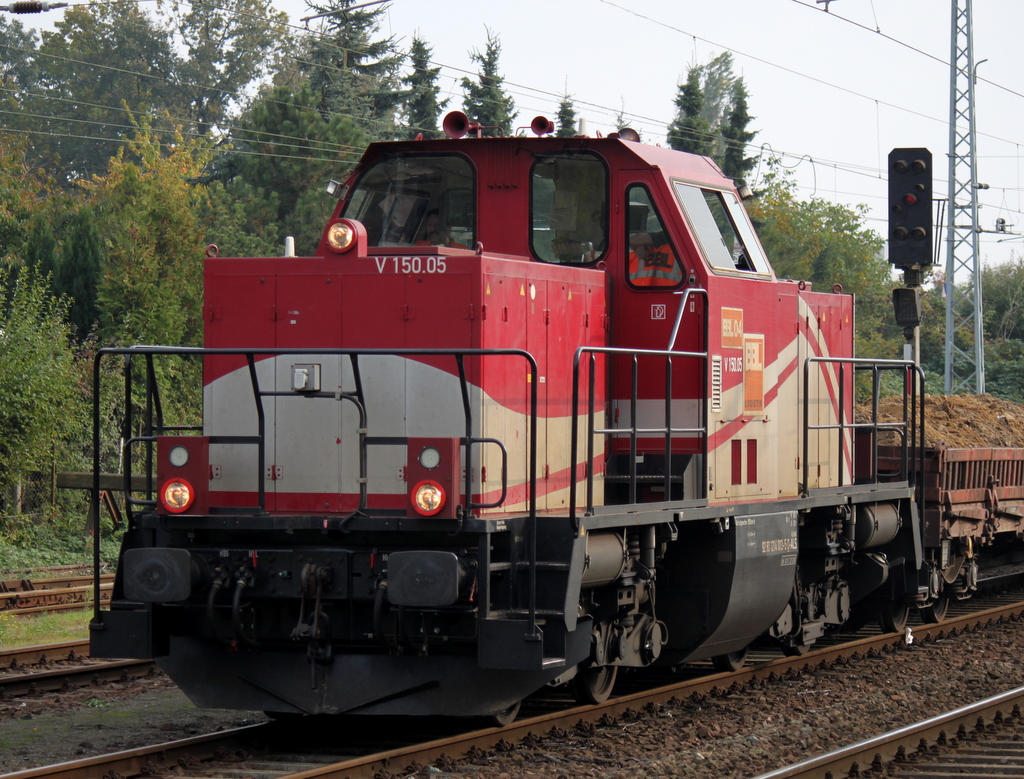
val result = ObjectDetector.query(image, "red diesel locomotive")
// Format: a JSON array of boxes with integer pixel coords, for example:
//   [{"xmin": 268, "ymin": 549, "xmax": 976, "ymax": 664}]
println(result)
[{"xmin": 91, "ymin": 113, "xmax": 963, "ymax": 722}]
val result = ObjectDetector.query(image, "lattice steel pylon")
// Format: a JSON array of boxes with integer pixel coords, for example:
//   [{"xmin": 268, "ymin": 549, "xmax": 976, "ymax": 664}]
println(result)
[{"xmin": 944, "ymin": 0, "xmax": 985, "ymax": 394}]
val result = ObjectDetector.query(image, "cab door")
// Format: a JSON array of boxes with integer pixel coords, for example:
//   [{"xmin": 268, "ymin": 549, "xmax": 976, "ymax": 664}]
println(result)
[{"xmin": 609, "ymin": 179, "xmax": 706, "ymax": 502}]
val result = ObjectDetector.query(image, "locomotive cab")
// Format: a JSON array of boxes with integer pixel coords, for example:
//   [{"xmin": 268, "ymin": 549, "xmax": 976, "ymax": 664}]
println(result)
[{"xmin": 91, "ymin": 114, "xmax": 924, "ymax": 721}]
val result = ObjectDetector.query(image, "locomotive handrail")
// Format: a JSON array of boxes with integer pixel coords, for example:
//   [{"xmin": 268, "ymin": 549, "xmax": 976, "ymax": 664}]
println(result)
[
  {"xmin": 123, "ymin": 434, "xmax": 158, "ymax": 510},
  {"xmin": 800, "ymin": 356, "xmax": 925, "ymax": 502},
  {"xmin": 570, "ymin": 345, "xmax": 708, "ymax": 519},
  {"xmin": 90, "ymin": 344, "xmax": 542, "ymax": 640},
  {"xmin": 465, "ymin": 437, "xmax": 509, "ymax": 510}
]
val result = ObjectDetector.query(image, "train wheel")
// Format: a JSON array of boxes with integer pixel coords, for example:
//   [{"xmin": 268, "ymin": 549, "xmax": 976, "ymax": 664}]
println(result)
[
  {"xmin": 572, "ymin": 664, "xmax": 618, "ymax": 705},
  {"xmin": 878, "ymin": 601, "xmax": 909, "ymax": 634},
  {"xmin": 782, "ymin": 642, "xmax": 811, "ymax": 657},
  {"xmin": 919, "ymin": 593, "xmax": 949, "ymax": 624},
  {"xmin": 712, "ymin": 647, "xmax": 749, "ymax": 672},
  {"xmin": 490, "ymin": 700, "xmax": 521, "ymax": 727}
]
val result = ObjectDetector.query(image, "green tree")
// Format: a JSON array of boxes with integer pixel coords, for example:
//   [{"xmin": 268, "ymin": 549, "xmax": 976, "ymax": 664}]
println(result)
[
  {"xmin": 160, "ymin": 0, "xmax": 289, "ymax": 136},
  {"xmin": 197, "ymin": 180, "xmax": 284, "ymax": 259},
  {"xmin": 981, "ymin": 255, "xmax": 1024, "ymax": 341},
  {"xmin": 23, "ymin": 216, "xmax": 58, "ymax": 280},
  {"xmin": 692, "ymin": 52, "xmax": 737, "ymax": 134},
  {"xmin": 720, "ymin": 80, "xmax": 757, "ymax": 181},
  {"xmin": 960, "ymin": 254, "xmax": 1024, "ymax": 402},
  {"xmin": 216, "ymin": 81, "xmax": 365, "ymax": 254},
  {"xmin": 667, "ymin": 52, "xmax": 758, "ymax": 175},
  {"xmin": 556, "ymin": 95, "xmax": 577, "ymax": 138},
  {"xmin": 667, "ymin": 68, "xmax": 713, "ymax": 156},
  {"xmin": 0, "ymin": 15, "xmax": 38, "ymax": 95},
  {"xmin": 0, "ymin": 16, "xmax": 39, "ymax": 145},
  {"xmin": 83, "ymin": 119, "xmax": 211, "ymax": 347},
  {"xmin": 0, "ymin": 134, "xmax": 51, "ymax": 268},
  {"xmin": 302, "ymin": 0, "xmax": 406, "ymax": 138},
  {"xmin": 401, "ymin": 36, "xmax": 447, "ymax": 139},
  {"xmin": 57, "ymin": 208, "xmax": 102, "ymax": 339},
  {"xmin": 32, "ymin": 5, "xmax": 180, "ymax": 180},
  {"xmin": 0, "ymin": 267, "xmax": 79, "ymax": 506},
  {"xmin": 984, "ymin": 338, "xmax": 1024, "ymax": 403},
  {"xmin": 461, "ymin": 29, "xmax": 516, "ymax": 135}
]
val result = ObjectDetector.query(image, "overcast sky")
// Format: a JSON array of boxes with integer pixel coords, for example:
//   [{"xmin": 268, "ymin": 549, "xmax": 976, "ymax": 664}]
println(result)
[{"xmin": 276, "ymin": 0, "xmax": 1024, "ymax": 269}]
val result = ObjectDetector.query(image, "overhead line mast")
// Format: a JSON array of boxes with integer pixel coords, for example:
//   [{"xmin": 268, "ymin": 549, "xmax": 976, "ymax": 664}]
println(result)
[{"xmin": 944, "ymin": 0, "xmax": 985, "ymax": 394}]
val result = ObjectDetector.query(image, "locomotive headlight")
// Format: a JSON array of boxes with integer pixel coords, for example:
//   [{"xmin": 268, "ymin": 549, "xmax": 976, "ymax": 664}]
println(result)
[
  {"xmin": 418, "ymin": 446, "xmax": 441, "ymax": 469},
  {"xmin": 168, "ymin": 445, "xmax": 189, "ymax": 467},
  {"xmin": 161, "ymin": 478, "xmax": 195, "ymax": 513},
  {"xmin": 326, "ymin": 220, "xmax": 356, "ymax": 253},
  {"xmin": 411, "ymin": 479, "xmax": 445, "ymax": 516}
]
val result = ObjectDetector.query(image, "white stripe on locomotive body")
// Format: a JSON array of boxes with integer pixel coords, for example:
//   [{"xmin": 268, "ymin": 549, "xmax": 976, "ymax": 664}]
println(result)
[{"xmin": 204, "ymin": 354, "xmax": 603, "ymax": 514}]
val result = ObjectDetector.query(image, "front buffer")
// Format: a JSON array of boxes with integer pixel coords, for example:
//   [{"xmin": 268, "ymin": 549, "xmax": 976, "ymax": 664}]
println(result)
[{"xmin": 96, "ymin": 513, "xmax": 593, "ymax": 719}]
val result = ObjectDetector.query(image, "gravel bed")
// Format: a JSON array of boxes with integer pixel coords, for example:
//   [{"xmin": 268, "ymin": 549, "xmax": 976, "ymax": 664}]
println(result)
[{"xmin": 2, "ymin": 618, "xmax": 1022, "ymax": 777}]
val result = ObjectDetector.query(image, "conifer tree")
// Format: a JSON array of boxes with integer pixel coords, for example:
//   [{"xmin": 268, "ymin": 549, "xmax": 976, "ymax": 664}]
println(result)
[
  {"xmin": 231, "ymin": 82, "xmax": 365, "ymax": 253},
  {"xmin": 302, "ymin": 0, "xmax": 406, "ymax": 139},
  {"xmin": 461, "ymin": 29, "xmax": 516, "ymax": 135},
  {"xmin": 401, "ymin": 36, "xmax": 447, "ymax": 139},
  {"xmin": 666, "ymin": 53, "xmax": 758, "ymax": 175},
  {"xmin": 667, "ymin": 68, "xmax": 712, "ymax": 156},
  {"xmin": 720, "ymin": 79, "xmax": 757, "ymax": 181},
  {"xmin": 693, "ymin": 52, "xmax": 737, "ymax": 134},
  {"xmin": 58, "ymin": 208, "xmax": 102, "ymax": 338},
  {"xmin": 556, "ymin": 95, "xmax": 577, "ymax": 138},
  {"xmin": 24, "ymin": 218, "xmax": 58, "ymax": 280}
]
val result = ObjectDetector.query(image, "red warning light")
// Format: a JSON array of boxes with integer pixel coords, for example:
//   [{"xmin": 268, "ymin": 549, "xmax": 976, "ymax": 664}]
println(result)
[{"xmin": 903, "ymin": 193, "xmax": 918, "ymax": 207}]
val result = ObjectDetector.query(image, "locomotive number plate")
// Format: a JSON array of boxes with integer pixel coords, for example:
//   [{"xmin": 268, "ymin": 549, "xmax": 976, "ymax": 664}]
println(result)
[{"xmin": 374, "ymin": 256, "xmax": 448, "ymax": 274}]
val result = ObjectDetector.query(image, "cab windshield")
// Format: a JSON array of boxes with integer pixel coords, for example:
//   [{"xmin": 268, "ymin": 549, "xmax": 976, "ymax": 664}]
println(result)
[{"xmin": 342, "ymin": 154, "xmax": 476, "ymax": 249}]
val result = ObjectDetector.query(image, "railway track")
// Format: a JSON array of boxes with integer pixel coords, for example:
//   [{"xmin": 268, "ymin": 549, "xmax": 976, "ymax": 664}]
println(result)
[
  {"xmin": 752, "ymin": 686, "xmax": 1024, "ymax": 778},
  {"xmin": 0, "ymin": 639, "xmax": 156, "ymax": 698},
  {"xmin": 0, "ymin": 575, "xmax": 113, "ymax": 615},
  {"xmin": 9, "ymin": 593, "xmax": 1024, "ymax": 779}
]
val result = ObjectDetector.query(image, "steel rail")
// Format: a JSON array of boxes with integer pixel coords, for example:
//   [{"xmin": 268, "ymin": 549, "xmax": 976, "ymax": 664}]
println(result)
[
  {"xmin": 1, "ymin": 724, "xmax": 268, "ymax": 779},
  {"xmin": 0, "ymin": 640, "xmax": 90, "ymax": 668},
  {"xmin": 751, "ymin": 686, "xmax": 1024, "ymax": 779},
  {"xmin": 0, "ymin": 575, "xmax": 111, "ymax": 591},
  {"xmin": 1, "ymin": 639, "xmax": 156, "ymax": 697},
  {"xmin": 1, "ymin": 580, "xmax": 113, "ymax": 615},
  {"xmin": 0, "ymin": 658, "xmax": 156, "ymax": 697}
]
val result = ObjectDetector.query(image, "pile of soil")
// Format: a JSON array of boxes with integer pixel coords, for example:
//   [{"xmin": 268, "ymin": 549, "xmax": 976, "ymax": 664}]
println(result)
[{"xmin": 861, "ymin": 394, "xmax": 1024, "ymax": 448}]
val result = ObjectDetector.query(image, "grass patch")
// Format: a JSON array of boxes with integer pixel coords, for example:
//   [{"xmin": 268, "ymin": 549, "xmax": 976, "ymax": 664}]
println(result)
[{"xmin": 0, "ymin": 609, "xmax": 92, "ymax": 648}]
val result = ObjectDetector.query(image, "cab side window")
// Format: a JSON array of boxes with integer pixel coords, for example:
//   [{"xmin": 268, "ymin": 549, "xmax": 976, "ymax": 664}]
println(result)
[
  {"xmin": 673, "ymin": 182, "xmax": 769, "ymax": 274},
  {"xmin": 531, "ymin": 152, "xmax": 608, "ymax": 264},
  {"xmin": 626, "ymin": 185, "xmax": 683, "ymax": 288}
]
